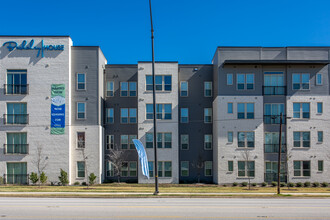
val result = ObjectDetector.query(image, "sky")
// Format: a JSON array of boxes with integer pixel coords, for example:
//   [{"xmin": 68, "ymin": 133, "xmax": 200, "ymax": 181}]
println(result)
[{"xmin": 1, "ymin": 0, "xmax": 330, "ymax": 64}]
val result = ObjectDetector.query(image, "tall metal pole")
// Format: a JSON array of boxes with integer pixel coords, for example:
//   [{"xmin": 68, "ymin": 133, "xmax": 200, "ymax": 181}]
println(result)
[
  {"xmin": 149, "ymin": 0, "xmax": 159, "ymax": 195},
  {"xmin": 277, "ymin": 112, "xmax": 283, "ymax": 195}
]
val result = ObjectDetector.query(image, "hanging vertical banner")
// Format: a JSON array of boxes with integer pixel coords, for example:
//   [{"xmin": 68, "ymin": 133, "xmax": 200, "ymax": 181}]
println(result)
[{"xmin": 51, "ymin": 84, "xmax": 65, "ymax": 135}]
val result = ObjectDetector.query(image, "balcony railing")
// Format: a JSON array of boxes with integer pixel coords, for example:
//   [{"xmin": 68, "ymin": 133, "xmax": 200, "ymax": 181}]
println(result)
[
  {"xmin": 264, "ymin": 115, "xmax": 286, "ymax": 124},
  {"xmin": 264, "ymin": 173, "xmax": 287, "ymax": 183},
  {"xmin": 4, "ymin": 84, "xmax": 29, "ymax": 95},
  {"xmin": 263, "ymin": 86, "xmax": 286, "ymax": 95},
  {"xmin": 264, "ymin": 144, "xmax": 286, "ymax": 153},
  {"xmin": 4, "ymin": 144, "xmax": 29, "ymax": 154},
  {"xmin": 3, "ymin": 174, "xmax": 29, "ymax": 185},
  {"xmin": 3, "ymin": 114, "xmax": 29, "ymax": 125}
]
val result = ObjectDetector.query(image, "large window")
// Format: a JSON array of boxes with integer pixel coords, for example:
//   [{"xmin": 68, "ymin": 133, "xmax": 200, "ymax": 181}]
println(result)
[
  {"xmin": 106, "ymin": 108, "xmax": 114, "ymax": 123},
  {"xmin": 180, "ymin": 81, "xmax": 188, "ymax": 97},
  {"xmin": 145, "ymin": 133, "xmax": 172, "ymax": 149},
  {"xmin": 238, "ymin": 132, "xmax": 254, "ymax": 148},
  {"xmin": 181, "ymin": 161, "xmax": 189, "ymax": 177},
  {"xmin": 180, "ymin": 108, "xmax": 189, "ymax": 123},
  {"xmin": 204, "ymin": 82, "xmax": 212, "ymax": 97},
  {"xmin": 238, "ymin": 161, "xmax": 255, "ymax": 177},
  {"xmin": 6, "ymin": 70, "xmax": 28, "ymax": 95},
  {"xmin": 106, "ymin": 161, "xmax": 114, "ymax": 177},
  {"xmin": 204, "ymin": 108, "xmax": 212, "ymax": 123},
  {"xmin": 265, "ymin": 161, "xmax": 286, "ymax": 182},
  {"xmin": 237, "ymin": 74, "xmax": 254, "ymax": 90},
  {"xmin": 158, "ymin": 161, "xmax": 172, "ymax": 177},
  {"xmin": 264, "ymin": 132, "xmax": 286, "ymax": 153},
  {"xmin": 264, "ymin": 72, "xmax": 285, "ymax": 95},
  {"xmin": 204, "ymin": 134, "xmax": 212, "ymax": 150},
  {"xmin": 121, "ymin": 162, "xmax": 137, "ymax": 177},
  {"xmin": 120, "ymin": 82, "xmax": 136, "ymax": 97},
  {"xmin": 120, "ymin": 108, "xmax": 137, "ymax": 124},
  {"xmin": 6, "ymin": 162, "xmax": 28, "ymax": 184},
  {"xmin": 146, "ymin": 75, "xmax": 172, "ymax": 91},
  {"xmin": 293, "ymin": 161, "xmax": 310, "ymax": 177},
  {"xmin": 5, "ymin": 133, "xmax": 28, "ymax": 154},
  {"xmin": 293, "ymin": 103, "xmax": 310, "ymax": 119},
  {"xmin": 204, "ymin": 161, "xmax": 212, "ymax": 176},
  {"xmin": 120, "ymin": 135, "xmax": 137, "ymax": 150},
  {"xmin": 77, "ymin": 102, "xmax": 86, "ymax": 119},
  {"xmin": 293, "ymin": 132, "xmax": 310, "ymax": 148},
  {"xmin": 293, "ymin": 73, "xmax": 310, "ymax": 90},
  {"xmin": 77, "ymin": 162, "xmax": 85, "ymax": 178},
  {"xmin": 6, "ymin": 103, "xmax": 28, "ymax": 124},
  {"xmin": 106, "ymin": 81, "xmax": 114, "ymax": 97},
  {"xmin": 237, "ymin": 103, "xmax": 254, "ymax": 119},
  {"xmin": 77, "ymin": 73, "xmax": 86, "ymax": 90},
  {"xmin": 106, "ymin": 135, "xmax": 114, "ymax": 150},
  {"xmin": 77, "ymin": 132, "xmax": 85, "ymax": 148},
  {"xmin": 146, "ymin": 104, "xmax": 172, "ymax": 120},
  {"xmin": 264, "ymin": 103, "xmax": 285, "ymax": 124},
  {"xmin": 180, "ymin": 134, "xmax": 189, "ymax": 150}
]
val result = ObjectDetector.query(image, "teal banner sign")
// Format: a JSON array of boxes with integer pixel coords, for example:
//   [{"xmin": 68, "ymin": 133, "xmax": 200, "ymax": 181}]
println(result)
[{"xmin": 51, "ymin": 84, "xmax": 65, "ymax": 135}]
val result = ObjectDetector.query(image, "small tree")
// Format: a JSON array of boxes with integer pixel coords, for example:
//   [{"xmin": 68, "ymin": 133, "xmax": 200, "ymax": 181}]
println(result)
[
  {"xmin": 58, "ymin": 169, "xmax": 69, "ymax": 186},
  {"xmin": 89, "ymin": 173, "xmax": 97, "ymax": 186},
  {"xmin": 32, "ymin": 144, "xmax": 48, "ymax": 187},
  {"xmin": 106, "ymin": 145, "xmax": 125, "ymax": 183},
  {"xmin": 241, "ymin": 149, "xmax": 252, "ymax": 190},
  {"xmin": 29, "ymin": 172, "xmax": 39, "ymax": 185},
  {"xmin": 40, "ymin": 172, "xmax": 48, "ymax": 185},
  {"xmin": 191, "ymin": 154, "xmax": 204, "ymax": 183}
]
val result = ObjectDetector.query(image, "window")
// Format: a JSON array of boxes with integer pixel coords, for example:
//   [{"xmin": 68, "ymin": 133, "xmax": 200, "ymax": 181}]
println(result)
[
  {"xmin": 106, "ymin": 81, "xmax": 114, "ymax": 97},
  {"xmin": 227, "ymin": 74, "xmax": 233, "ymax": 85},
  {"xmin": 204, "ymin": 161, "xmax": 212, "ymax": 176},
  {"xmin": 146, "ymin": 104, "xmax": 172, "ymax": 120},
  {"xmin": 129, "ymin": 135, "xmax": 137, "ymax": 149},
  {"xmin": 316, "ymin": 73, "xmax": 322, "ymax": 85},
  {"xmin": 5, "ymin": 133, "xmax": 27, "ymax": 154},
  {"xmin": 6, "ymin": 162, "xmax": 28, "ymax": 184},
  {"xmin": 264, "ymin": 72, "xmax": 285, "ymax": 95},
  {"xmin": 293, "ymin": 132, "xmax": 310, "ymax": 148},
  {"xmin": 106, "ymin": 161, "xmax": 114, "ymax": 177},
  {"xmin": 318, "ymin": 160, "xmax": 323, "ymax": 172},
  {"xmin": 293, "ymin": 103, "xmax": 310, "ymax": 119},
  {"xmin": 227, "ymin": 103, "xmax": 233, "ymax": 114},
  {"xmin": 180, "ymin": 81, "xmax": 188, "ymax": 97},
  {"xmin": 181, "ymin": 161, "xmax": 189, "ymax": 176},
  {"xmin": 181, "ymin": 134, "xmax": 189, "ymax": 150},
  {"xmin": 264, "ymin": 103, "xmax": 285, "ymax": 124},
  {"xmin": 120, "ymin": 82, "xmax": 137, "ymax": 97},
  {"xmin": 77, "ymin": 102, "xmax": 86, "ymax": 119},
  {"xmin": 237, "ymin": 74, "xmax": 254, "ymax": 90},
  {"xmin": 238, "ymin": 161, "xmax": 255, "ymax": 177},
  {"xmin": 121, "ymin": 135, "xmax": 137, "ymax": 150},
  {"xmin": 106, "ymin": 108, "xmax": 114, "ymax": 123},
  {"xmin": 148, "ymin": 161, "xmax": 154, "ymax": 177},
  {"xmin": 293, "ymin": 161, "xmax": 310, "ymax": 177},
  {"xmin": 265, "ymin": 161, "xmax": 286, "ymax": 182},
  {"xmin": 6, "ymin": 103, "xmax": 28, "ymax": 124},
  {"xmin": 106, "ymin": 135, "xmax": 114, "ymax": 150},
  {"xmin": 146, "ymin": 75, "xmax": 172, "ymax": 91},
  {"xmin": 158, "ymin": 161, "xmax": 172, "ymax": 177},
  {"xmin": 77, "ymin": 162, "xmax": 85, "ymax": 178},
  {"xmin": 6, "ymin": 70, "xmax": 28, "ymax": 95},
  {"xmin": 121, "ymin": 162, "xmax": 128, "ymax": 177},
  {"xmin": 204, "ymin": 82, "xmax": 212, "ymax": 97},
  {"xmin": 129, "ymin": 82, "xmax": 137, "ymax": 96},
  {"xmin": 227, "ymin": 132, "xmax": 233, "ymax": 143},
  {"xmin": 77, "ymin": 132, "xmax": 85, "ymax": 148},
  {"xmin": 228, "ymin": 161, "xmax": 233, "ymax": 172},
  {"xmin": 145, "ymin": 133, "xmax": 172, "ymax": 148},
  {"xmin": 318, "ymin": 131, "xmax": 323, "ymax": 143},
  {"xmin": 238, "ymin": 132, "xmax": 254, "ymax": 148},
  {"xmin": 237, "ymin": 103, "xmax": 254, "ymax": 119},
  {"xmin": 204, "ymin": 108, "xmax": 212, "ymax": 123},
  {"xmin": 120, "ymin": 108, "xmax": 136, "ymax": 124},
  {"xmin": 129, "ymin": 162, "xmax": 137, "ymax": 176},
  {"xmin": 77, "ymin": 73, "xmax": 86, "ymax": 90},
  {"xmin": 264, "ymin": 132, "xmax": 286, "ymax": 153},
  {"xmin": 204, "ymin": 134, "xmax": 212, "ymax": 150},
  {"xmin": 180, "ymin": 108, "xmax": 189, "ymax": 123},
  {"xmin": 293, "ymin": 73, "xmax": 310, "ymax": 90},
  {"xmin": 121, "ymin": 162, "xmax": 137, "ymax": 177},
  {"xmin": 317, "ymin": 102, "xmax": 323, "ymax": 114}
]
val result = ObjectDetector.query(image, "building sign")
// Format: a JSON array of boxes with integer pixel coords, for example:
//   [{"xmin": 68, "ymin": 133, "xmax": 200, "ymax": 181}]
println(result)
[
  {"xmin": 51, "ymin": 84, "xmax": 65, "ymax": 135},
  {"xmin": 2, "ymin": 39, "xmax": 64, "ymax": 58}
]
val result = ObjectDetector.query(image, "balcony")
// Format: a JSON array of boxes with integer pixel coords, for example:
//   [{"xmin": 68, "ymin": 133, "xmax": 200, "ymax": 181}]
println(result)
[
  {"xmin": 264, "ymin": 173, "xmax": 287, "ymax": 183},
  {"xmin": 264, "ymin": 115, "xmax": 286, "ymax": 124},
  {"xmin": 263, "ymin": 86, "xmax": 286, "ymax": 95},
  {"xmin": 3, "ymin": 174, "xmax": 29, "ymax": 185},
  {"xmin": 264, "ymin": 144, "xmax": 286, "ymax": 153},
  {"xmin": 4, "ymin": 84, "xmax": 29, "ymax": 95},
  {"xmin": 4, "ymin": 144, "xmax": 29, "ymax": 154},
  {"xmin": 3, "ymin": 114, "xmax": 29, "ymax": 125}
]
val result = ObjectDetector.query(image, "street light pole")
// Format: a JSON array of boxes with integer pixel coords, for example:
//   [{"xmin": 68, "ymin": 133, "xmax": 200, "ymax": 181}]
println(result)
[
  {"xmin": 149, "ymin": 0, "xmax": 159, "ymax": 195},
  {"xmin": 277, "ymin": 112, "xmax": 283, "ymax": 195}
]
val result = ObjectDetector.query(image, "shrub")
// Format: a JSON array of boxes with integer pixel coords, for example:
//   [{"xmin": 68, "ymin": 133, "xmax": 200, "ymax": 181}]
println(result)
[
  {"xmin": 312, "ymin": 182, "xmax": 320, "ymax": 187},
  {"xmin": 287, "ymin": 182, "xmax": 295, "ymax": 187},
  {"xmin": 280, "ymin": 182, "xmax": 286, "ymax": 187},
  {"xmin": 252, "ymin": 183, "xmax": 257, "ymax": 187},
  {"xmin": 29, "ymin": 172, "xmax": 39, "ymax": 185},
  {"xmin": 58, "ymin": 169, "xmax": 69, "ymax": 186},
  {"xmin": 40, "ymin": 172, "xmax": 48, "ymax": 185},
  {"xmin": 82, "ymin": 182, "xmax": 87, "ymax": 186},
  {"xmin": 74, "ymin": 181, "xmax": 80, "ymax": 186},
  {"xmin": 321, "ymin": 182, "xmax": 329, "ymax": 187},
  {"xmin": 304, "ymin": 181, "xmax": 311, "ymax": 187},
  {"xmin": 261, "ymin": 182, "xmax": 267, "ymax": 187},
  {"xmin": 222, "ymin": 184, "xmax": 227, "ymax": 187},
  {"xmin": 241, "ymin": 182, "xmax": 248, "ymax": 187},
  {"xmin": 88, "ymin": 173, "xmax": 97, "ymax": 186},
  {"xmin": 296, "ymin": 182, "xmax": 303, "ymax": 187},
  {"xmin": 271, "ymin": 181, "xmax": 277, "ymax": 187},
  {"xmin": 232, "ymin": 182, "xmax": 238, "ymax": 187}
]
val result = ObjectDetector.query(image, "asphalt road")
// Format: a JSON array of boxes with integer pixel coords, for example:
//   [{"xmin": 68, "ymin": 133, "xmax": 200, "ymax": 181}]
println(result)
[{"xmin": 0, "ymin": 197, "xmax": 329, "ymax": 220}]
